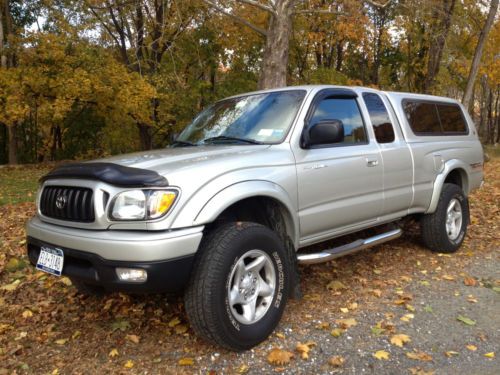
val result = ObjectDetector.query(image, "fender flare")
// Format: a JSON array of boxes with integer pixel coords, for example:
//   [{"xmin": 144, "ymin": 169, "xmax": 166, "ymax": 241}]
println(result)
[
  {"xmin": 193, "ymin": 180, "xmax": 299, "ymax": 247},
  {"xmin": 426, "ymin": 159, "xmax": 470, "ymax": 214}
]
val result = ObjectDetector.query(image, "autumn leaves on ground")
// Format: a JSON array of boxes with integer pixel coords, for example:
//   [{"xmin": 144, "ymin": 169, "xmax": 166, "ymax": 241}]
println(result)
[{"xmin": 0, "ymin": 160, "xmax": 499, "ymax": 375}]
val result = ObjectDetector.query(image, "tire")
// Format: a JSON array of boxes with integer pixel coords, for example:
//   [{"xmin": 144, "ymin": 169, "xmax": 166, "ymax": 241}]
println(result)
[
  {"xmin": 184, "ymin": 222, "xmax": 290, "ymax": 351},
  {"xmin": 421, "ymin": 183, "xmax": 469, "ymax": 253},
  {"xmin": 70, "ymin": 278, "xmax": 107, "ymax": 297}
]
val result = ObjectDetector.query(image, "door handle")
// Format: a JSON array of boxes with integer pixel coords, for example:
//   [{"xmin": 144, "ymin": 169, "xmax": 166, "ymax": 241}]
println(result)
[{"xmin": 366, "ymin": 158, "xmax": 379, "ymax": 167}]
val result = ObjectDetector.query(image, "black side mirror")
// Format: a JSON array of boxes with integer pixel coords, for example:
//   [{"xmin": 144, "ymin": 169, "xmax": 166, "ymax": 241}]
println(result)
[{"xmin": 307, "ymin": 119, "xmax": 344, "ymax": 147}]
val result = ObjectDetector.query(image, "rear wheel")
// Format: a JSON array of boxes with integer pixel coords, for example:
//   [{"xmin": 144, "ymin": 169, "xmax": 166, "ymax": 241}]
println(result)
[
  {"xmin": 184, "ymin": 222, "xmax": 290, "ymax": 350},
  {"xmin": 421, "ymin": 183, "xmax": 468, "ymax": 253}
]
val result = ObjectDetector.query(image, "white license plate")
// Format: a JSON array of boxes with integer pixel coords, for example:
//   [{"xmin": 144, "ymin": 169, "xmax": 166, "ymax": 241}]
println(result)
[{"xmin": 36, "ymin": 246, "xmax": 64, "ymax": 276}]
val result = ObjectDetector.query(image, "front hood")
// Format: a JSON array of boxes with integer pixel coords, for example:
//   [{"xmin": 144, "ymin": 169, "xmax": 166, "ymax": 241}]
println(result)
[{"xmin": 96, "ymin": 145, "xmax": 272, "ymax": 176}]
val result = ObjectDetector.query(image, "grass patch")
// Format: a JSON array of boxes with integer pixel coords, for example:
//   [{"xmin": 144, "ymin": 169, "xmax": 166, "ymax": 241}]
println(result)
[{"xmin": 0, "ymin": 165, "xmax": 52, "ymax": 206}]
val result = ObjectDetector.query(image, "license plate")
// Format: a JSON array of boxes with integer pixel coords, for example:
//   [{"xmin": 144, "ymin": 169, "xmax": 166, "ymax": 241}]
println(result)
[{"xmin": 36, "ymin": 246, "xmax": 64, "ymax": 276}]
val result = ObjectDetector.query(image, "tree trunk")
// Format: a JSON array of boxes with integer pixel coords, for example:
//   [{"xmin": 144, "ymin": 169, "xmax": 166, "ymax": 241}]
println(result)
[
  {"xmin": 478, "ymin": 75, "xmax": 489, "ymax": 140},
  {"xmin": 462, "ymin": 0, "xmax": 499, "ymax": 109},
  {"xmin": 7, "ymin": 123, "xmax": 17, "ymax": 165},
  {"xmin": 423, "ymin": 0, "xmax": 456, "ymax": 94},
  {"xmin": 138, "ymin": 124, "xmax": 152, "ymax": 150},
  {"xmin": 258, "ymin": 1, "xmax": 293, "ymax": 89}
]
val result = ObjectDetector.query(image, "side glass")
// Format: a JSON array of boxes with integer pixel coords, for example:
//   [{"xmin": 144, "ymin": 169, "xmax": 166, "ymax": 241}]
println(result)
[{"xmin": 362, "ymin": 93, "xmax": 395, "ymax": 143}]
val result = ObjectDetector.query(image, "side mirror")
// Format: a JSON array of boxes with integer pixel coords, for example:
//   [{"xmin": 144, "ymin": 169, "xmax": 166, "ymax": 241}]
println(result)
[{"xmin": 307, "ymin": 119, "xmax": 344, "ymax": 147}]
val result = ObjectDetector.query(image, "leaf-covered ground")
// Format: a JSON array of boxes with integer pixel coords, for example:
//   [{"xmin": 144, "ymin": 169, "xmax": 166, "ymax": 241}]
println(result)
[{"xmin": 0, "ymin": 160, "xmax": 499, "ymax": 375}]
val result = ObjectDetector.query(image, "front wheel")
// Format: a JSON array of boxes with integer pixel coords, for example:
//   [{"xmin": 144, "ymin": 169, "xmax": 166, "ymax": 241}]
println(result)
[
  {"xmin": 421, "ymin": 183, "xmax": 469, "ymax": 253},
  {"xmin": 184, "ymin": 222, "xmax": 290, "ymax": 350}
]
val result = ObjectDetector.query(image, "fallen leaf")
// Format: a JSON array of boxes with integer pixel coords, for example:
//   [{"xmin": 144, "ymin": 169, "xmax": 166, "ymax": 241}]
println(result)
[
  {"xmin": 406, "ymin": 351, "xmax": 433, "ymax": 361},
  {"xmin": 406, "ymin": 304, "xmax": 416, "ymax": 312},
  {"xmin": 348, "ymin": 302, "xmax": 358, "ymax": 310},
  {"xmin": 22, "ymin": 310, "xmax": 33, "ymax": 319},
  {"xmin": 275, "ymin": 332, "xmax": 285, "ymax": 339},
  {"xmin": 124, "ymin": 360, "xmax": 134, "ymax": 369},
  {"xmin": 111, "ymin": 320, "xmax": 131, "ymax": 332},
  {"xmin": 400, "ymin": 313, "xmax": 415, "ymax": 322},
  {"xmin": 340, "ymin": 307, "xmax": 349, "ymax": 313},
  {"xmin": 168, "ymin": 317, "xmax": 181, "ymax": 327},
  {"xmin": 442, "ymin": 275, "xmax": 455, "ymax": 281},
  {"xmin": 296, "ymin": 342, "xmax": 313, "ymax": 360},
  {"xmin": 174, "ymin": 324, "xmax": 188, "ymax": 335},
  {"xmin": 456, "ymin": 315, "xmax": 476, "ymax": 326},
  {"xmin": 54, "ymin": 338, "xmax": 68, "ymax": 345},
  {"xmin": 328, "ymin": 355, "xmax": 345, "ymax": 367},
  {"xmin": 267, "ymin": 348, "xmax": 294, "ymax": 365},
  {"xmin": 466, "ymin": 344, "xmax": 477, "ymax": 351},
  {"xmin": 315, "ymin": 322, "xmax": 330, "ymax": 330},
  {"xmin": 126, "ymin": 334, "xmax": 140, "ymax": 344},
  {"xmin": 372, "ymin": 289, "xmax": 382, "ymax": 297},
  {"xmin": 373, "ymin": 350, "xmax": 390, "ymax": 360},
  {"xmin": 371, "ymin": 325, "xmax": 385, "ymax": 336},
  {"xmin": 424, "ymin": 305, "xmax": 433, "ymax": 313},
  {"xmin": 463, "ymin": 277, "xmax": 477, "ymax": 286},
  {"xmin": 178, "ymin": 357, "xmax": 194, "ymax": 366},
  {"xmin": 390, "ymin": 334, "xmax": 411, "ymax": 347},
  {"xmin": 445, "ymin": 351, "xmax": 459, "ymax": 357},
  {"xmin": 1, "ymin": 279, "xmax": 20, "ymax": 291},
  {"xmin": 326, "ymin": 280, "xmax": 347, "ymax": 291},
  {"xmin": 72, "ymin": 331, "xmax": 81, "ymax": 340},
  {"xmin": 467, "ymin": 295, "xmax": 478, "ymax": 303},
  {"xmin": 109, "ymin": 349, "xmax": 119, "ymax": 358},
  {"xmin": 484, "ymin": 352, "xmax": 495, "ymax": 359},
  {"xmin": 59, "ymin": 277, "xmax": 72, "ymax": 286},
  {"xmin": 336, "ymin": 318, "xmax": 357, "ymax": 329},
  {"xmin": 237, "ymin": 364, "xmax": 249, "ymax": 373},
  {"xmin": 330, "ymin": 328, "xmax": 344, "ymax": 337}
]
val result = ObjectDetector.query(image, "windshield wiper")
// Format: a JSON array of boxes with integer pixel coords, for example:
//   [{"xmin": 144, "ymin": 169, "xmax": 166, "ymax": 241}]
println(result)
[
  {"xmin": 203, "ymin": 135, "xmax": 263, "ymax": 145},
  {"xmin": 171, "ymin": 140, "xmax": 196, "ymax": 147}
]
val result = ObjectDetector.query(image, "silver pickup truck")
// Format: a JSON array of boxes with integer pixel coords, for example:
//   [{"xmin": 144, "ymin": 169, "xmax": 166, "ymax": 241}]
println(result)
[{"xmin": 26, "ymin": 85, "xmax": 483, "ymax": 350}]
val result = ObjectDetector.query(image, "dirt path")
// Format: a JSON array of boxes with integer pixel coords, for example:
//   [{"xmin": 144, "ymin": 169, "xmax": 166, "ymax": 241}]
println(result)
[{"xmin": 0, "ymin": 161, "xmax": 498, "ymax": 375}]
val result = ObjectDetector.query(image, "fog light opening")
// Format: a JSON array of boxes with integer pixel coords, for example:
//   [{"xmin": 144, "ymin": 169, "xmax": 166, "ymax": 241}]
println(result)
[{"xmin": 116, "ymin": 268, "xmax": 148, "ymax": 283}]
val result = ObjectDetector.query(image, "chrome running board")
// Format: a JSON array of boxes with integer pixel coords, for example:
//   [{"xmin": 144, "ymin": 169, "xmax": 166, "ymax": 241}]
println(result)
[{"xmin": 297, "ymin": 228, "xmax": 402, "ymax": 265}]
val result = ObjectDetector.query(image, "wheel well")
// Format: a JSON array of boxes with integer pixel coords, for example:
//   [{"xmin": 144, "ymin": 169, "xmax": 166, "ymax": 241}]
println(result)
[
  {"xmin": 210, "ymin": 196, "xmax": 295, "ymax": 244},
  {"xmin": 444, "ymin": 168, "xmax": 468, "ymax": 193}
]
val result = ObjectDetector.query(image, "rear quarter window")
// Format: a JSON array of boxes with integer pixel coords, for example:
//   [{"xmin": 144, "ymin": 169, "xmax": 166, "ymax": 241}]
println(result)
[{"xmin": 403, "ymin": 99, "xmax": 468, "ymax": 135}]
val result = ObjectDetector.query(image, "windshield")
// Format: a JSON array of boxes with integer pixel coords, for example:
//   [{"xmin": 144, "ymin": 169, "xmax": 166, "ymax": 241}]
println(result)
[{"xmin": 175, "ymin": 90, "xmax": 306, "ymax": 145}]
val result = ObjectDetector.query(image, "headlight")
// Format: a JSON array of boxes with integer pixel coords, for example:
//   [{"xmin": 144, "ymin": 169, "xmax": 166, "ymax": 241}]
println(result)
[{"xmin": 110, "ymin": 190, "xmax": 177, "ymax": 221}]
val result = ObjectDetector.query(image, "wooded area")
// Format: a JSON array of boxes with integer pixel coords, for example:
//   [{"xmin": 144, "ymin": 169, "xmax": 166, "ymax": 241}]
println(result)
[{"xmin": 0, "ymin": 0, "xmax": 499, "ymax": 165}]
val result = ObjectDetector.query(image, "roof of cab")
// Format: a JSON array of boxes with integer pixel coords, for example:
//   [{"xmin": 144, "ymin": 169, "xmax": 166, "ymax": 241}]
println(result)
[{"xmin": 223, "ymin": 85, "xmax": 460, "ymax": 105}]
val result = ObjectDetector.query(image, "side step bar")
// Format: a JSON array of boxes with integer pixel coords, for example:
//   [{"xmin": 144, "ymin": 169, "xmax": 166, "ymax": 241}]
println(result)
[{"xmin": 297, "ymin": 228, "xmax": 402, "ymax": 265}]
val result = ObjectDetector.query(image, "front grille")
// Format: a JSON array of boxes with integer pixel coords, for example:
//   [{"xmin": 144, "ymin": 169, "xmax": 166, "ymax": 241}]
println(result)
[{"xmin": 40, "ymin": 186, "xmax": 95, "ymax": 222}]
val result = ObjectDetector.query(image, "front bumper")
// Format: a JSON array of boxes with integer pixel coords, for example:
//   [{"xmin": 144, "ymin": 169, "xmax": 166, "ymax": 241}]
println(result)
[{"xmin": 26, "ymin": 217, "xmax": 204, "ymax": 293}]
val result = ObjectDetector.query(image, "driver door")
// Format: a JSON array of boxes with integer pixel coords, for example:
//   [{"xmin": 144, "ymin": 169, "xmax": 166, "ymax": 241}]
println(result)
[{"xmin": 293, "ymin": 89, "xmax": 384, "ymax": 241}]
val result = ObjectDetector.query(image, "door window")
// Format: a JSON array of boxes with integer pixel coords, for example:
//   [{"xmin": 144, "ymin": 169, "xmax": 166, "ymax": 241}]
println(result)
[{"xmin": 310, "ymin": 97, "xmax": 367, "ymax": 145}]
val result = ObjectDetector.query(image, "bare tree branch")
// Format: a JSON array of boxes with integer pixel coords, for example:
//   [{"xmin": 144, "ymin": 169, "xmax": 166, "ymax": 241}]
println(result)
[
  {"xmin": 293, "ymin": 9, "xmax": 344, "ymax": 15},
  {"xmin": 236, "ymin": 0, "xmax": 277, "ymax": 15},
  {"xmin": 203, "ymin": 0, "xmax": 268, "ymax": 36},
  {"xmin": 363, "ymin": 0, "xmax": 393, "ymax": 9}
]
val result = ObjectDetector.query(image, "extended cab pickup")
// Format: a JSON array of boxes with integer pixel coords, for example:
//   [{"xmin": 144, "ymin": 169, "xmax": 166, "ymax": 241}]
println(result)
[{"xmin": 26, "ymin": 85, "xmax": 484, "ymax": 350}]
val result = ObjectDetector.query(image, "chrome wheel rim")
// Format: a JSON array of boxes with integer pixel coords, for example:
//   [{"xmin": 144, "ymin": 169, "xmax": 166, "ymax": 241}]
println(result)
[
  {"xmin": 227, "ymin": 249, "xmax": 276, "ymax": 325},
  {"xmin": 446, "ymin": 198, "xmax": 463, "ymax": 241}
]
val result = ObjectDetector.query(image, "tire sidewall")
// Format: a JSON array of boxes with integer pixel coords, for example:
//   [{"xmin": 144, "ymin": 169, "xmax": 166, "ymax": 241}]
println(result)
[{"xmin": 215, "ymin": 226, "xmax": 289, "ymax": 348}]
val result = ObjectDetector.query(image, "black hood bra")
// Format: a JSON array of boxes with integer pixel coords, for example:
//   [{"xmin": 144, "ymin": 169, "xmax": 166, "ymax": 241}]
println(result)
[{"xmin": 40, "ymin": 162, "xmax": 168, "ymax": 187}]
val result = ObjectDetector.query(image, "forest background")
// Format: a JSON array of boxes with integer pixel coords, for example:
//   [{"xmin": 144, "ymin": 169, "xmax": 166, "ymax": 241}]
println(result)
[{"xmin": 0, "ymin": 0, "xmax": 499, "ymax": 165}]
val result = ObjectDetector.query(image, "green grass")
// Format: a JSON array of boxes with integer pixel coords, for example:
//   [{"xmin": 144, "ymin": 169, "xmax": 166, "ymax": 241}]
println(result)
[{"xmin": 0, "ymin": 165, "xmax": 52, "ymax": 206}]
